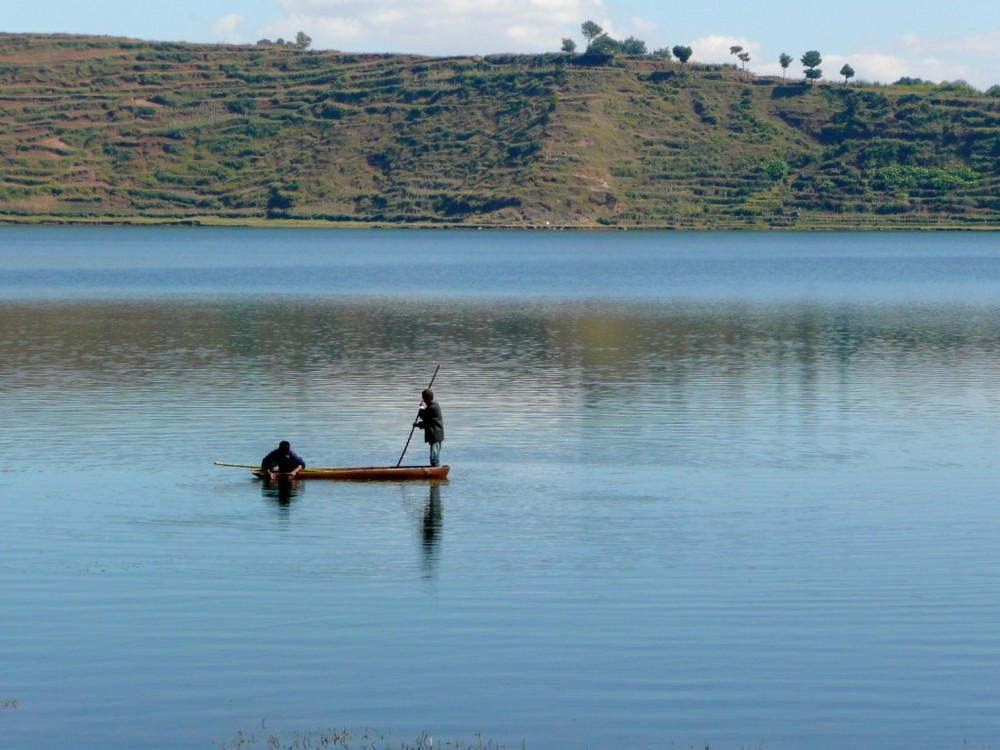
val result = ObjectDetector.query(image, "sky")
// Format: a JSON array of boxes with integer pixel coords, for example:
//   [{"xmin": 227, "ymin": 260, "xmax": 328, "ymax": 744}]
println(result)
[{"xmin": 4, "ymin": 0, "xmax": 999, "ymax": 90}]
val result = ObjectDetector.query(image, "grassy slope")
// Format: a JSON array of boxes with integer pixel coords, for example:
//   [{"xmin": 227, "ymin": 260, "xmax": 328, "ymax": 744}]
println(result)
[{"xmin": 1, "ymin": 33, "xmax": 998, "ymax": 228}]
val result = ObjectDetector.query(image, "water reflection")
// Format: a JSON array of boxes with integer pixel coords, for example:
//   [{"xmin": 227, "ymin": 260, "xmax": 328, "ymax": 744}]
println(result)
[
  {"xmin": 259, "ymin": 476, "xmax": 302, "ymax": 512},
  {"xmin": 421, "ymin": 483, "xmax": 443, "ymax": 573},
  {"xmin": 4, "ymin": 297, "xmax": 1000, "ymax": 474}
]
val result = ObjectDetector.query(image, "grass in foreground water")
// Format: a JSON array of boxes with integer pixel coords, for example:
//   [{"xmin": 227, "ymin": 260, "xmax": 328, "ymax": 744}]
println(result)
[{"xmin": 220, "ymin": 727, "xmax": 517, "ymax": 750}]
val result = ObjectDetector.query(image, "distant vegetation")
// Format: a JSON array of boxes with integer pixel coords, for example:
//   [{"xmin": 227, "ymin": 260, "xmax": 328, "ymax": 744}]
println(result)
[
  {"xmin": 0, "ymin": 32, "xmax": 998, "ymax": 229},
  {"xmin": 256, "ymin": 31, "xmax": 312, "ymax": 50}
]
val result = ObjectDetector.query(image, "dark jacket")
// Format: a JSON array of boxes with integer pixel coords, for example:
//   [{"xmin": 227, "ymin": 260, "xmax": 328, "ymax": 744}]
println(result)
[
  {"xmin": 260, "ymin": 448, "xmax": 306, "ymax": 474},
  {"xmin": 416, "ymin": 401, "xmax": 444, "ymax": 444}
]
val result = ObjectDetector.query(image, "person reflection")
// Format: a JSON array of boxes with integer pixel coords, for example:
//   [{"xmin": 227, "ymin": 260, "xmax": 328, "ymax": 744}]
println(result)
[
  {"xmin": 421, "ymin": 483, "xmax": 443, "ymax": 571},
  {"xmin": 260, "ymin": 475, "xmax": 301, "ymax": 509}
]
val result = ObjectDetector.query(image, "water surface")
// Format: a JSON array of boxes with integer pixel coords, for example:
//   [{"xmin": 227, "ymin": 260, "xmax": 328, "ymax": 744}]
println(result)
[{"xmin": 1, "ymin": 227, "xmax": 999, "ymax": 750}]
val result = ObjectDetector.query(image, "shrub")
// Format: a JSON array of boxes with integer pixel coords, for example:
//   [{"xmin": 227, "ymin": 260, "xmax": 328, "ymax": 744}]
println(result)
[
  {"xmin": 266, "ymin": 185, "xmax": 295, "ymax": 215},
  {"xmin": 874, "ymin": 164, "xmax": 979, "ymax": 190},
  {"xmin": 227, "ymin": 97, "xmax": 257, "ymax": 114},
  {"xmin": 317, "ymin": 102, "xmax": 344, "ymax": 119},
  {"xmin": 762, "ymin": 158, "xmax": 790, "ymax": 180}
]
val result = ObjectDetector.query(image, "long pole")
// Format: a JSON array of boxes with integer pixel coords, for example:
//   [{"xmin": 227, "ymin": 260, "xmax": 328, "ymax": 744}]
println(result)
[{"xmin": 396, "ymin": 365, "xmax": 440, "ymax": 467}]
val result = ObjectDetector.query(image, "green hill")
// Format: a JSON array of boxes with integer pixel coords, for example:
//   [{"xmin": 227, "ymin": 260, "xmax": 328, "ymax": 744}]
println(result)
[{"xmin": 1, "ymin": 33, "xmax": 998, "ymax": 228}]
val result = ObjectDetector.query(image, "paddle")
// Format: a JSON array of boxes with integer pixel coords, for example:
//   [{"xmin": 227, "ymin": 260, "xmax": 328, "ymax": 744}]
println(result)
[
  {"xmin": 396, "ymin": 365, "xmax": 440, "ymax": 467},
  {"xmin": 214, "ymin": 461, "xmax": 300, "ymax": 479}
]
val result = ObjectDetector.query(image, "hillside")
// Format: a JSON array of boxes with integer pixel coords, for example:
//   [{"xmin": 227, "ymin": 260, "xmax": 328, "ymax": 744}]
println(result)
[{"xmin": 1, "ymin": 33, "xmax": 999, "ymax": 229}]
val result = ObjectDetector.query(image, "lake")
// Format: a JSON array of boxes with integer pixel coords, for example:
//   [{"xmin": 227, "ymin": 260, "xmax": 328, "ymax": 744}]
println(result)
[{"xmin": 1, "ymin": 226, "xmax": 999, "ymax": 750}]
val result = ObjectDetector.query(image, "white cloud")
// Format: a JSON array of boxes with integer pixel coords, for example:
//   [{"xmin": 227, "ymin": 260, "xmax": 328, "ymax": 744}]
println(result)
[
  {"xmin": 232, "ymin": 2, "xmax": 1000, "ymax": 89},
  {"xmin": 259, "ymin": 11, "xmax": 361, "ymax": 46},
  {"xmin": 684, "ymin": 32, "xmax": 998, "ymax": 90},
  {"xmin": 627, "ymin": 15, "xmax": 659, "ymax": 42},
  {"xmin": 686, "ymin": 35, "xmax": 760, "ymax": 65},
  {"xmin": 835, "ymin": 52, "xmax": 908, "ymax": 85},
  {"xmin": 801, "ymin": 31, "xmax": 1000, "ymax": 89},
  {"xmin": 822, "ymin": 44, "xmax": 995, "ymax": 89},
  {"xmin": 629, "ymin": 16, "xmax": 658, "ymax": 33},
  {"xmin": 211, "ymin": 14, "xmax": 247, "ymax": 44},
  {"xmin": 900, "ymin": 30, "xmax": 1000, "ymax": 60},
  {"xmin": 751, "ymin": 49, "xmax": 954, "ymax": 87},
  {"xmin": 890, "ymin": 30, "xmax": 1000, "ymax": 87},
  {"xmin": 507, "ymin": 23, "xmax": 558, "ymax": 49},
  {"xmin": 255, "ymin": 0, "xmax": 608, "ymax": 55}
]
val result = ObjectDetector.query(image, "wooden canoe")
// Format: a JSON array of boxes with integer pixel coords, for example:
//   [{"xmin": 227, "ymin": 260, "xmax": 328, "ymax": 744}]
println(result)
[{"xmin": 251, "ymin": 465, "xmax": 449, "ymax": 481}]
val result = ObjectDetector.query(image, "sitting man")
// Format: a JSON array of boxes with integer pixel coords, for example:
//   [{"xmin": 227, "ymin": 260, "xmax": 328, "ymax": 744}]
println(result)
[{"xmin": 260, "ymin": 440, "xmax": 305, "ymax": 479}]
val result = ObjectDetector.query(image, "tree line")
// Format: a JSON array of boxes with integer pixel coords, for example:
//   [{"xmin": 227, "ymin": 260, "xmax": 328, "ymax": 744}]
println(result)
[
  {"xmin": 252, "ymin": 22, "xmax": 995, "ymax": 93},
  {"xmin": 566, "ymin": 21, "xmax": 875, "ymax": 87},
  {"xmin": 256, "ymin": 31, "xmax": 312, "ymax": 50},
  {"xmin": 562, "ymin": 21, "xmax": 691, "ymax": 65}
]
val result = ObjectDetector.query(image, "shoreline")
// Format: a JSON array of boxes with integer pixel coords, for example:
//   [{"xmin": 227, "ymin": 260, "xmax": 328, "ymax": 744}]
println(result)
[{"xmin": 1, "ymin": 215, "xmax": 995, "ymax": 231}]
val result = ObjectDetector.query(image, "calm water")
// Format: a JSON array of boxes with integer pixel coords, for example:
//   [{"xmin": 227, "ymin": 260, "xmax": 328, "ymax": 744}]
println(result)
[{"xmin": 1, "ymin": 227, "xmax": 999, "ymax": 750}]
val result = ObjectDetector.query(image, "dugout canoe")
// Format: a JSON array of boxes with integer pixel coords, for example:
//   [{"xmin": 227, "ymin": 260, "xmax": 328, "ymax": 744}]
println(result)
[
  {"xmin": 255, "ymin": 465, "xmax": 449, "ymax": 481},
  {"xmin": 213, "ymin": 462, "xmax": 448, "ymax": 481}
]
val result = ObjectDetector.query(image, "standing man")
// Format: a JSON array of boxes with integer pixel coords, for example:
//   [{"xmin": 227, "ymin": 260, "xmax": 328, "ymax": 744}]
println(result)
[
  {"xmin": 414, "ymin": 388, "xmax": 444, "ymax": 467},
  {"xmin": 260, "ymin": 440, "xmax": 305, "ymax": 479}
]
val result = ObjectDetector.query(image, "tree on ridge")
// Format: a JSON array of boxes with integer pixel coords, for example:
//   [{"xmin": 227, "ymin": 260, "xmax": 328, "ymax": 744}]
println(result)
[
  {"xmin": 581, "ymin": 20, "xmax": 604, "ymax": 49},
  {"xmin": 738, "ymin": 51, "xmax": 751, "ymax": 75},
  {"xmin": 801, "ymin": 50, "xmax": 823, "ymax": 83},
  {"xmin": 730, "ymin": 45, "xmax": 749, "ymax": 76},
  {"xmin": 779, "ymin": 53, "xmax": 793, "ymax": 79}
]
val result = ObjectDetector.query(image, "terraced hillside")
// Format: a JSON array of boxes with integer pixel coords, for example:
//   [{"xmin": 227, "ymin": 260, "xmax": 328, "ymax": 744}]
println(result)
[{"xmin": 1, "ymin": 33, "xmax": 998, "ymax": 228}]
